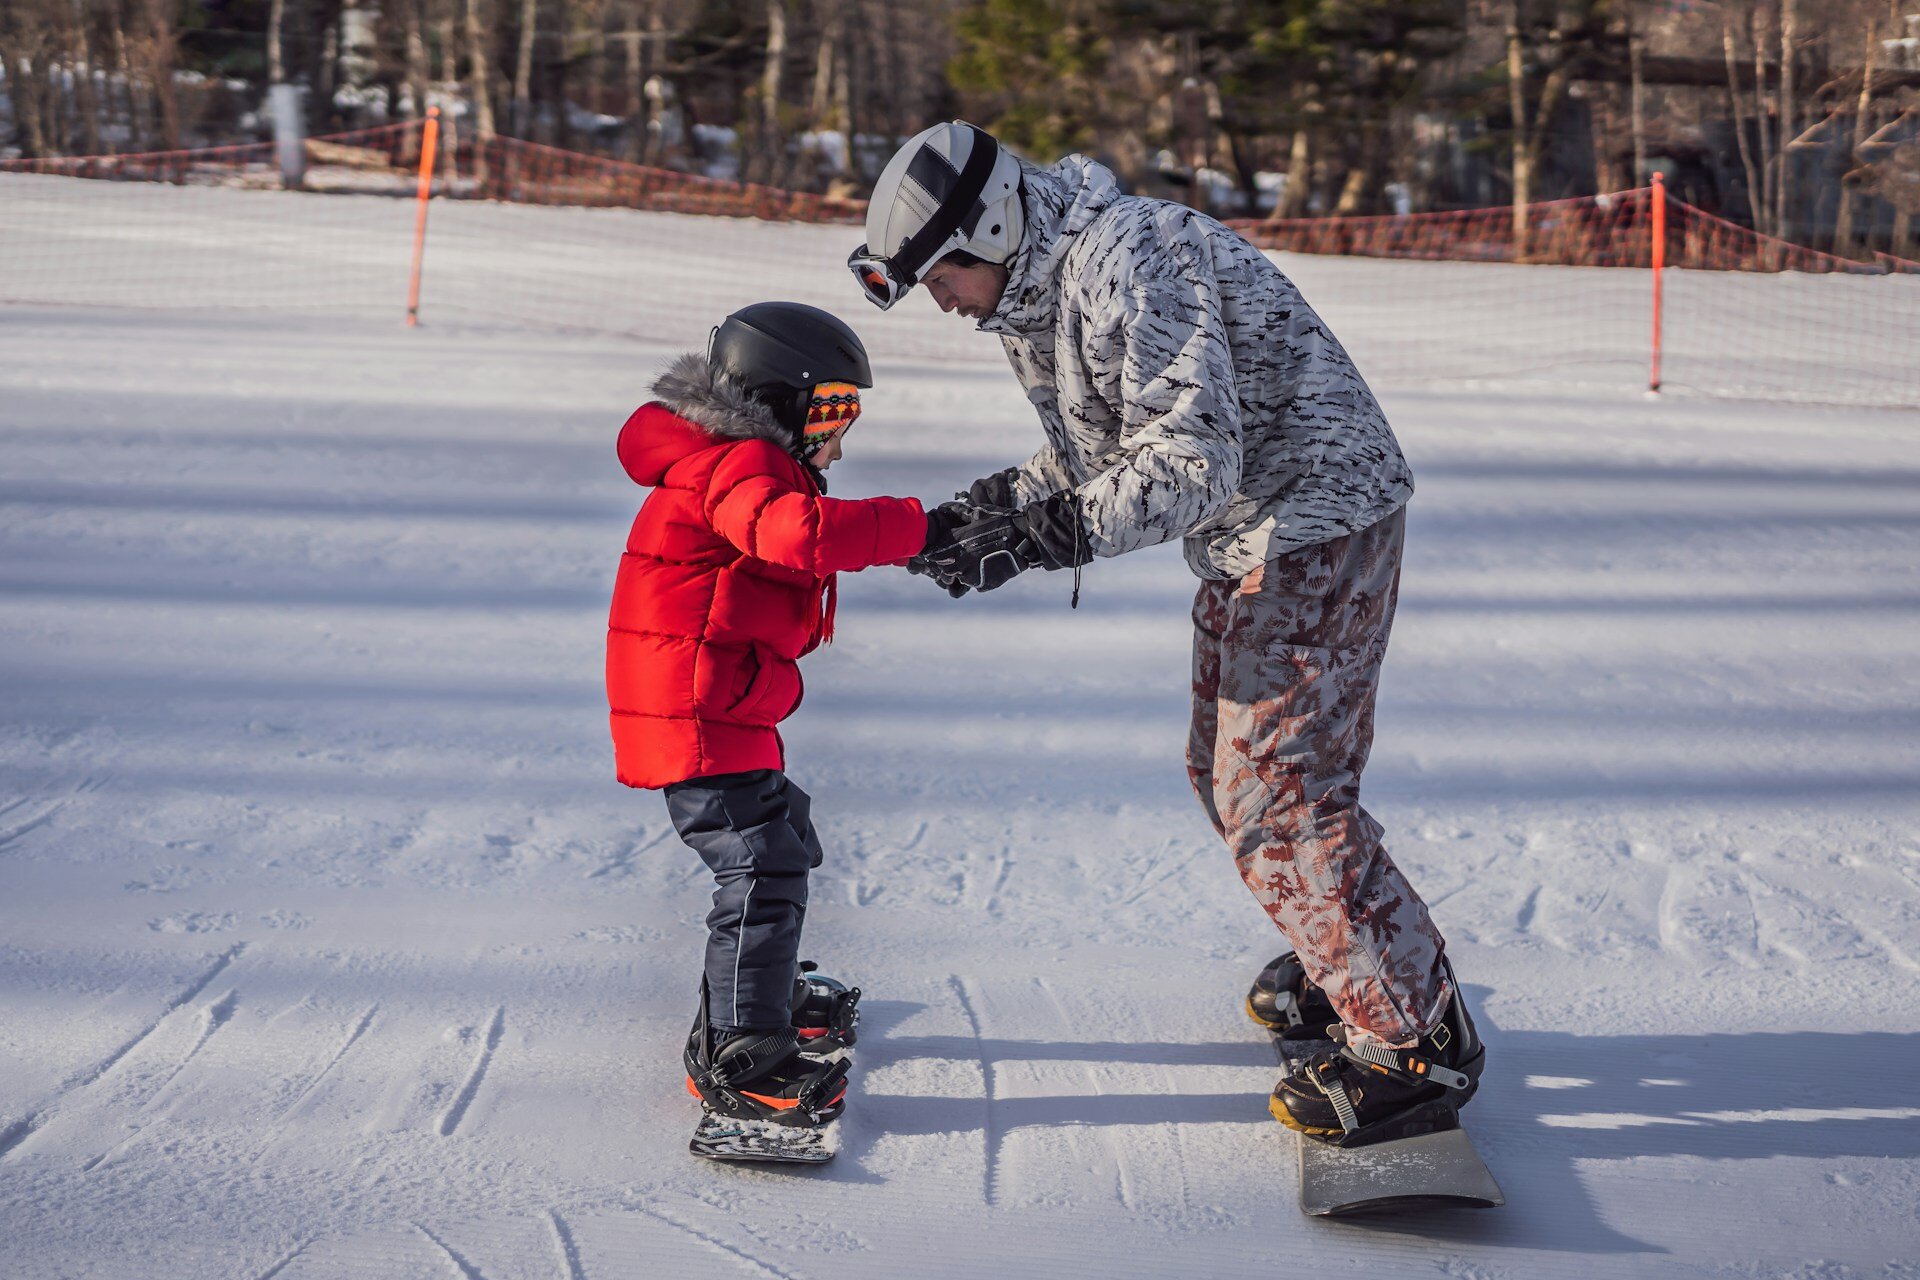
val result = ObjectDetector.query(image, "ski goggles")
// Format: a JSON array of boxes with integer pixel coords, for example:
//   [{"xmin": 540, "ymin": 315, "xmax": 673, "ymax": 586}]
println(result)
[{"xmin": 847, "ymin": 247, "xmax": 914, "ymax": 312}]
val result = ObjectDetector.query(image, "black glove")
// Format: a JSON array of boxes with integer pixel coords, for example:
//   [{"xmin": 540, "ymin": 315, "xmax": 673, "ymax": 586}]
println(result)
[
  {"xmin": 962, "ymin": 465, "xmax": 1023, "ymax": 511},
  {"xmin": 907, "ymin": 505, "xmax": 973, "ymax": 596},
  {"xmin": 916, "ymin": 493, "xmax": 1092, "ymax": 593}
]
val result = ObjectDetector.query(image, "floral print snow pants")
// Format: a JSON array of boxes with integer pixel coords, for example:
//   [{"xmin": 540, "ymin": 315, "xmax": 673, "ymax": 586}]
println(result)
[{"xmin": 1187, "ymin": 507, "xmax": 1449, "ymax": 1048}]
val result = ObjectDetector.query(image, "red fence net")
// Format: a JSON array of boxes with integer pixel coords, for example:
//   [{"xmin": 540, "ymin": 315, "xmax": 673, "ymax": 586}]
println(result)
[{"xmin": 3, "ymin": 124, "xmax": 1916, "ymax": 407}]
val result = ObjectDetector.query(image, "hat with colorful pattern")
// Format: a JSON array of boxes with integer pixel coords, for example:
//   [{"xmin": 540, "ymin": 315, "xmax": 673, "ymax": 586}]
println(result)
[{"xmin": 804, "ymin": 381, "xmax": 862, "ymax": 445}]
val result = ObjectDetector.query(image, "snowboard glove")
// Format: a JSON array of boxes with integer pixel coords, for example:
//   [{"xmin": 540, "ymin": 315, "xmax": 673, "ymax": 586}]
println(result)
[
  {"xmin": 961, "ymin": 465, "xmax": 1023, "ymax": 511},
  {"xmin": 907, "ymin": 505, "xmax": 973, "ymax": 596},
  {"xmin": 914, "ymin": 492, "xmax": 1091, "ymax": 594}
]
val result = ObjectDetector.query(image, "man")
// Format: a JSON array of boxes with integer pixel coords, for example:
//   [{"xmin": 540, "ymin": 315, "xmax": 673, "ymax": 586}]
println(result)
[{"xmin": 848, "ymin": 121, "xmax": 1484, "ymax": 1142}]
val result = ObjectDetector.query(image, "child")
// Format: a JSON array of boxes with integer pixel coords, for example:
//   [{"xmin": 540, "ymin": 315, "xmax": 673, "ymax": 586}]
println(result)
[{"xmin": 605, "ymin": 301, "xmax": 928, "ymax": 1148}]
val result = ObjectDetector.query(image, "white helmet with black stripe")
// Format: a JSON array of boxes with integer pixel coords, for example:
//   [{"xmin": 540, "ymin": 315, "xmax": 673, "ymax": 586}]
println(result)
[{"xmin": 847, "ymin": 121, "xmax": 1024, "ymax": 310}]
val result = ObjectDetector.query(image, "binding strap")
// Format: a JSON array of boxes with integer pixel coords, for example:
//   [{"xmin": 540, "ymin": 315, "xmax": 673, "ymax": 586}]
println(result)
[{"xmin": 1338, "ymin": 1036, "xmax": 1472, "ymax": 1093}]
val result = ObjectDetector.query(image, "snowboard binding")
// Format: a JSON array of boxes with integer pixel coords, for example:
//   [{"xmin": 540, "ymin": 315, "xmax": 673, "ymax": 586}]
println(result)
[
  {"xmin": 792, "ymin": 961, "xmax": 861, "ymax": 1056},
  {"xmin": 1245, "ymin": 950, "xmax": 1338, "ymax": 1043},
  {"xmin": 1270, "ymin": 959, "xmax": 1485, "ymax": 1149},
  {"xmin": 684, "ymin": 981, "xmax": 849, "ymax": 1129}
]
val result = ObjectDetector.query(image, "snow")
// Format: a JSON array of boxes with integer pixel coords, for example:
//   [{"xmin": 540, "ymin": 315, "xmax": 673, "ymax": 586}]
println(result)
[{"xmin": 2, "ymin": 176, "xmax": 1919, "ymax": 1279}]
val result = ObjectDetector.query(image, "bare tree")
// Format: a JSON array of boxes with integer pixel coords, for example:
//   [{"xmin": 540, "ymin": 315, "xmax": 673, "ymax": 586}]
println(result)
[
  {"xmin": 1505, "ymin": 0, "xmax": 1579, "ymax": 257},
  {"xmin": 512, "ymin": 0, "xmax": 535, "ymax": 136}
]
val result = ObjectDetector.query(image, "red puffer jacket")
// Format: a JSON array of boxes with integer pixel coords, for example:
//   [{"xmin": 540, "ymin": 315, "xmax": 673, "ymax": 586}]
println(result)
[{"xmin": 607, "ymin": 353, "xmax": 927, "ymax": 789}]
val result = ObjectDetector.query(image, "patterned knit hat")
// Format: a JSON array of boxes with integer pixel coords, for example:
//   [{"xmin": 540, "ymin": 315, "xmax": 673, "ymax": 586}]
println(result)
[{"xmin": 804, "ymin": 381, "xmax": 862, "ymax": 445}]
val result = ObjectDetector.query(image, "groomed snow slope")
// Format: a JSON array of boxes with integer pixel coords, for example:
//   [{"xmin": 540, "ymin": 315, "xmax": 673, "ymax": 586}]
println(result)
[{"xmin": 1, "ymin": 179, "xmax": 1918, "ymax": 1279}]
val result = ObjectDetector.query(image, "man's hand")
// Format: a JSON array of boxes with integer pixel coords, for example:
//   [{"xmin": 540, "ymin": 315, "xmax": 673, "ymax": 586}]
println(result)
[
  {"xmin": 918, "ymin": 508, "xmax": 1038, "ymax": 592},
  {"xmin": 914, "ymin": 492, "xmax": 1091, "ymax": 593},
  {"xmin": 961, "ymin": 465, "xmax": 1023, "ymax": 511}
]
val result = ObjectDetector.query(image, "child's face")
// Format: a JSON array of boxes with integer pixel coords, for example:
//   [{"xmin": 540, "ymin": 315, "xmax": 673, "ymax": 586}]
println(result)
[{"xmin": 809, "ymin": 425, "xmax": 848, "ymax": 469}]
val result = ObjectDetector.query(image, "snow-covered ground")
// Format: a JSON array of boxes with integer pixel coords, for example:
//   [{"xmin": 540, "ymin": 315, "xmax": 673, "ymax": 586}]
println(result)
[{"xmin": 2, "ymin": 178, "xmax": 1918, "ymax": 1279}]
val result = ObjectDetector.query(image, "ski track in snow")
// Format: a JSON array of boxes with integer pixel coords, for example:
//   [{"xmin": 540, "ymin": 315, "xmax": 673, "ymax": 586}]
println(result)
[
  {"xmin": 545, "ymin": 1210, "xmax": 588, "ymax": 1280},
  {"xmin": 81, "ymin": 987, "xmax": 239, "ymax": 1172},
  {"xmin": 629, "ymin": 1202, "xmax": 803, "ymax": 1280},
  {"xmin": 249, "ymin": 1237, "xmax": 312, "ymax": 1280},
  {"xmin": 411, "ymin": 1222, "xmax": 486, "ymax": 1280},
  {"xmin": 280, "ymin": 1003, "xmax": 380, "ymax": 1121},
  {"xmin": 0, "ymin": 942, "xmax": 245, "ymax": 1162},
  {"xmin": 437, "ymin": 1007, "xmax": 506, "ymax": 1137}
]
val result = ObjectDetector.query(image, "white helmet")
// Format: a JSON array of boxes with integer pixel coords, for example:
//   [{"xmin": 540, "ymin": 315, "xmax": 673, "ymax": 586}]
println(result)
[{"xmin": 847, "ymin": 121, "xmax": 1024, "ymax": 310}]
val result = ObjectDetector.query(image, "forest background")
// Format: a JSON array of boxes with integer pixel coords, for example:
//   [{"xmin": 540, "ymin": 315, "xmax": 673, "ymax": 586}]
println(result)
[{"xmin": 3, "ymin": 0, "xmax": 1917, "ymax": 259}]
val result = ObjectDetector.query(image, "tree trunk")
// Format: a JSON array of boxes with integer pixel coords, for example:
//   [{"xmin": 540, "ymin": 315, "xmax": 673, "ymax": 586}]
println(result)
[
  {"xmin": 1750, "ymin": 6, "xmax": 1775, "ymax": 237},
  {"xmin": 144, "ymin": 0, "xmax": 181, "ymax": 149},
  {"xmin": 114, "ymin": 20, "xmax": 150, "ymax": 151},
  {"xmin": 756, "ymin": 0, "xmax": 786, "ymax": 183},
  {"xmin": 1629, "ymin": 28, "xmax": 1646, "ymax": 186},
  {"xmin": 268, "ymin": 0, "xmax": 285, "ymax": 83},
  {"xmin": 466, "ymin": 0, "xmax": 495, "ymax": 141},
  {"xmin": 1832, "ymin": 19, "xmax": 1877, "ymax": 258},
  {"xmin": 641, "ymin": 0, "xmax": 663, "ymax": 163},
  {"xmin": 316, "ymin": 21, "xmax": 338, "ymax": 132},
  {"xmin": 810, "ymin": 5, "xmax": 837, "ymax": 128},
  {"xmin": 1275, "ymin": 125, "xmax": 1311, "ymax": 218},
  {"xmin": 0, "ymin": 31, "xmax": 49, "ymax": 159},
  {"xmin": 1775, "ymin": 0, "xmax": 1797, "ymax": 241},
  {"xmin": 622, "ymin": 11, "xmax": 642, "ymax": 160},
  {"xmin": 1506, "ymin": 0, "xmax": 1531, "ymax": 255},
  {"xmin": 551, "ymin": 0, "xmax": 572, "ymax": 148},
  {"xmin": 47, "ymin": 24, "xmax": 71, "ymax": 155},
  {"xmin": 513, "ymin": 0, "xmax": 536, "ymax": 136},
  {"xmin": 1723, "ymin": 17, "xmax": 1763, "ymax": 232},
  {"xmin": 407, "ymin": 0, "xmax": 430, "ymax": 119}
]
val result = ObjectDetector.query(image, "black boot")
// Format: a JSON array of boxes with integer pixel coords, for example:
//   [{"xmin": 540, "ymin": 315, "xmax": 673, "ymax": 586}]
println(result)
[
  {"xmin": 1246, "ymin": 951, "xmax": 1338, "ymax": 1045},
  {"xmin": 1270, "ymin": 964, "xmax": 1485, "ymax": 1147}
]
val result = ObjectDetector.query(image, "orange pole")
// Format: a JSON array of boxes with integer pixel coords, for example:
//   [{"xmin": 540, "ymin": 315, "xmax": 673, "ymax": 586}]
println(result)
[
  {"xmin": 1649, "ymin": 172, "xmax": 1665, "ymax": 393},
  {"xmin": 406, "ymin": 107, "xmax": 441, "ymax": 327}
]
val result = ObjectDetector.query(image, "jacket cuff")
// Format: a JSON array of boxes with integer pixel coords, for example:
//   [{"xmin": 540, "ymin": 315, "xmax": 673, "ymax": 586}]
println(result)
[
  {"xmin": 1018, "ymin": 490, "xmax": 1093, "ymax": 569},
  {"xmin": 873, "ymin": 497, "xmax": 930, "ymax": 563}
]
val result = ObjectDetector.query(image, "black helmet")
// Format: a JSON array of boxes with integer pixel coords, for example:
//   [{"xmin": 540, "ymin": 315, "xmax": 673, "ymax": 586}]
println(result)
[{"xmin": 709, "ymin": 302, "xmax": 871, "ymax": 438}]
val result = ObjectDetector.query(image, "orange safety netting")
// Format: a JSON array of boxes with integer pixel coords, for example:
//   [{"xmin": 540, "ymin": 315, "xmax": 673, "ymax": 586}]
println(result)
[
  {"xmin": 465, "ymin": 135, "xmax": 866, "ymax": 224},
  {"xmin": 3, "ymin": 127, "xmax": 1916, "ymax": 407},
  {"xmin": 0, "ymin": 122, "xmax": 424, "ymax": 186},
  {"xmin": 1226, "ymin": 186, "xmax": 1913, "ymax": 277}
]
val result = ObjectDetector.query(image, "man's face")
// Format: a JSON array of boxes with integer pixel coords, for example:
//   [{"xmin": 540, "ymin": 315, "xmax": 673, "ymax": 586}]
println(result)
[{"xmin": 922, "ymin": 258, "xmax": 1010, "ymax": 321}]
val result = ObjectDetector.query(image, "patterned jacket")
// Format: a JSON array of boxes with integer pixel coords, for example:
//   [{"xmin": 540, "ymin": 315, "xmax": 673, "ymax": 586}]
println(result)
[{"xmin": 977, "ymin": 155, "xmax": 1414, "ymax": 580}]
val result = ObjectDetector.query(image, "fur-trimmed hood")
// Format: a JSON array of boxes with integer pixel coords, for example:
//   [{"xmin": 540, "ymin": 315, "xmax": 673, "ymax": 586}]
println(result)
[
  {"xmin": 649, "ymin": 351, "xmax": 793, "ymax": 447},
  {"xmin": 620, "ymin": 351, "xmax": 828, "ymax": 492}
]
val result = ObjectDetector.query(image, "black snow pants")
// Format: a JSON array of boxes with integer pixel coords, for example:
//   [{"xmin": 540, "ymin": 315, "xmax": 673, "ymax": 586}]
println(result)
[{"xmin": 663, "ymin": 768, "xmax": 823, "ymax": 1035}]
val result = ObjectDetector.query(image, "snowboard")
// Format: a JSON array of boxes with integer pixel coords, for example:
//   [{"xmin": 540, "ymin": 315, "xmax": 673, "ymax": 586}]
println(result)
[
  {"xmin": 1264, "ymin": 1027, "xmax": 1504, "ymax": 1216},
  {"xmin": 689, "ymin": 1106, "xmax": 842, "ymax": 1164}
]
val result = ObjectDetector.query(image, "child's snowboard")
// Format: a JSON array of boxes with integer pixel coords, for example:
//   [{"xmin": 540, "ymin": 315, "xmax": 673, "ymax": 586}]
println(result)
[{"xmin": 689, "ymin": 1104, "xmax": 842, "ymax": 1164}]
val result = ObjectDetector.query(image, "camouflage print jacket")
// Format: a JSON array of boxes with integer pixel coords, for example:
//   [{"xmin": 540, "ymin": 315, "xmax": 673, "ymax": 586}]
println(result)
[{"xmin": 976, "ymin": 155, "xmax": 1414, "ymax": 581}]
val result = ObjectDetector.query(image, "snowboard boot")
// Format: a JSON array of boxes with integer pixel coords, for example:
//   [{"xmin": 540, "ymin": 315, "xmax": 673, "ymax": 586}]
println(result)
[
  {"xmin": 1245, "ymin": 951, "xmax": 1339, "ymax": 1047},
  {"xmin": 1270, "ymin": 962, "xmax": 1485, "ymax": 1148},
  {"xmin": 791, "ymin": 961, "xmax": 860, "ymax": 1059},
  {"xmin": 684, "ymin": 986, "xmax": 848, "ymax": 1128}
]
